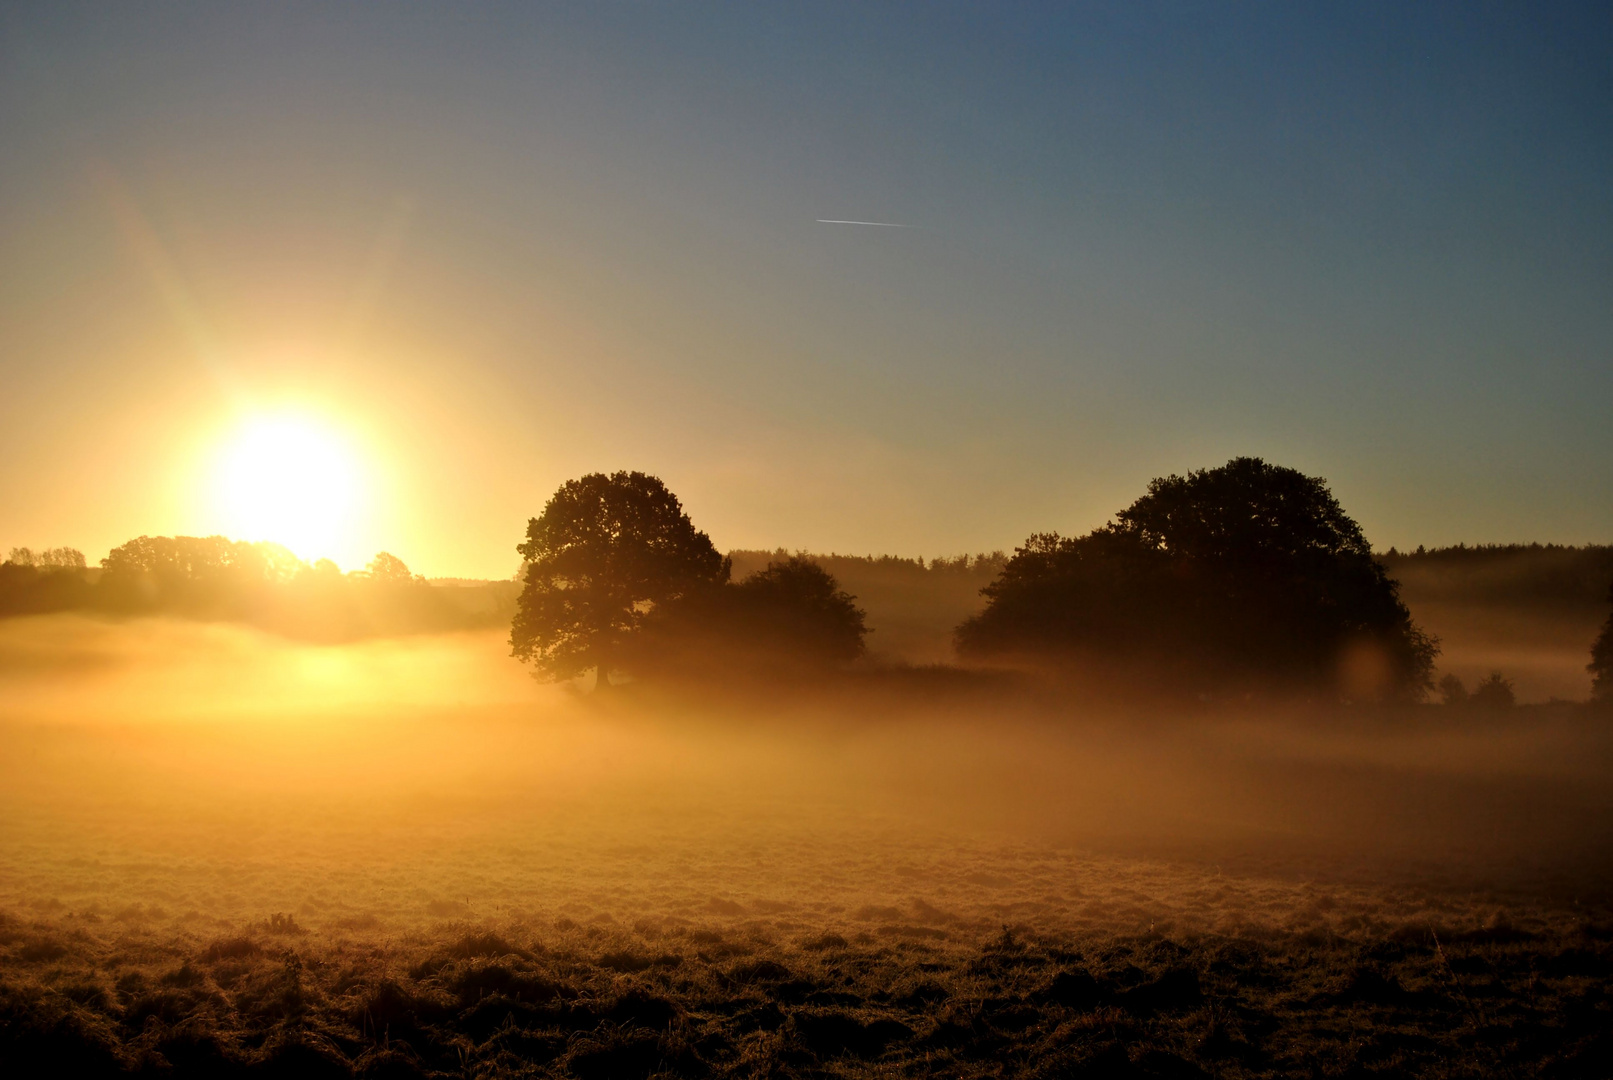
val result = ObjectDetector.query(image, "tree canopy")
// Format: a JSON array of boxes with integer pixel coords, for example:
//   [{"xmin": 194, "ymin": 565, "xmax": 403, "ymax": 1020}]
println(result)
[
  {"xmin": 627, "ymin": 555, "xmax": 869, "ymax": 679},
  {"xmin": 361, "ymin": 551, "xmax": 418, "ymax": 584},
  {"xmin": 729, "ymin": 557, "xmax": 867, "ymax": 665},
  {"xmin": 956, "ymin": 458, "xmax": 1438, "ymax": 699},
  {"xmin": 510, "ymin": 471, "xmax": 729, "ymax": 684}
]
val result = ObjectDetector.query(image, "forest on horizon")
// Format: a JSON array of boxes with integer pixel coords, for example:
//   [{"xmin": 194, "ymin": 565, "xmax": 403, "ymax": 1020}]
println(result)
[{"xmin": 5, "ymin": 534, "xmax": 1610, "ymax": 704}]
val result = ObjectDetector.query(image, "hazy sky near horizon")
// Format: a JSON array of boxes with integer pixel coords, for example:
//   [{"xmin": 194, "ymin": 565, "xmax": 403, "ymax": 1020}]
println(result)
[{"xmin": 3, "ymin": 3, "xmax": 1610, "ymax": 576}]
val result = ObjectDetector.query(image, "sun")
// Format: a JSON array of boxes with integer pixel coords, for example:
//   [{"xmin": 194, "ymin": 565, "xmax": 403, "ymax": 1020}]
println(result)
[{"xmin": 212, "ymin": 412, "xmax": 367, "ymax": 563}]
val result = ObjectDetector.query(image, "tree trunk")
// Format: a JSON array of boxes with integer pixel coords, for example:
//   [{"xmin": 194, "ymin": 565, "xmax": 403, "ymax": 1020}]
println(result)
[{"xmin": 594, "ymin": 652, "xmax": 611, "ymax": 692}]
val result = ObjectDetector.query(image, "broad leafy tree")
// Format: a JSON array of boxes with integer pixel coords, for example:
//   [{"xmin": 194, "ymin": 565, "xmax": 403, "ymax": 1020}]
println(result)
[
  {"xmin": 361, "ymin": 551, "xmax": 417, "ymax": 584},
  {"xmin": 629, "ymin": 556, "xmax": 867, "ymax": 678},
  {"xmin": 729, "ymin": 557, "xmax": 867, "ymax": 664},
  {"xmin": 510, "ymin": 471, "xmax": 728, "ymax": 685},
  {"xmin": 957, "ymin": 458, "xmax": 1438, "ymax": 699}
]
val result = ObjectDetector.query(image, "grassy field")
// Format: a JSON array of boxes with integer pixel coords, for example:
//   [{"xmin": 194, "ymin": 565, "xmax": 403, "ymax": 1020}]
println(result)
[{"xmin": 2, "ymin": 618, "xmax": 1611, "ymax": 1077}]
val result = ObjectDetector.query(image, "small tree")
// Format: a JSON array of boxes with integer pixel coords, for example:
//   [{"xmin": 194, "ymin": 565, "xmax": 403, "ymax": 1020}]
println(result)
[
  {"xmin": 1590, "ymin": 582, "xmax": 1613, "ymax": 702},
  {"xmin": 362, "ymin": 552, "xmax": 417, "ymax": 585},
  {"xmin": 725, "ymin": 557, "xmax": 868, "ymax": 665},
  {"xmin": 1438, "ymin": 674, "xmax": 1468, "ymax": 707},
  {"xmin": 510, "ymin": 472, "xmax": 728, "ymax": 686},
  {"xmin": 622, "ymin": 556, "xmax": 868, "ymax": 682},
  {"xmin": 1469, "ymin": 672, "xmax": 1516, "ymax": 710}
]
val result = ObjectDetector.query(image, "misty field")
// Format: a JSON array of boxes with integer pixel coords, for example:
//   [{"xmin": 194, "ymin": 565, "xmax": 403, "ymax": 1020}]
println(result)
[{"xmin": 3, "ymin": 617, "xmax": 1612, "ymax": 1078}]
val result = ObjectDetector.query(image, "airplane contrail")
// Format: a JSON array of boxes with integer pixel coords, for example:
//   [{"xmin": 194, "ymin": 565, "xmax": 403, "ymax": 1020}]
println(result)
[{"xmin": 815, "ymin": 219, "xmax": 913, "ymax": 228}]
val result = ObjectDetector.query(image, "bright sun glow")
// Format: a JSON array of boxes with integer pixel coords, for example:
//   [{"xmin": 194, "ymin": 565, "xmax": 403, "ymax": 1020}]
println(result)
[{"xmin": 213, "ymin": 413, "xmax": 367, "ymax": 563}]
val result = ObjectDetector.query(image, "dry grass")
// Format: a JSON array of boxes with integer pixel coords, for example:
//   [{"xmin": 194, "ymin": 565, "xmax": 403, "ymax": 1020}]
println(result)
[{"xmin": 6, "ymin": 878, "xmax": 1611, "ymax": 1078}]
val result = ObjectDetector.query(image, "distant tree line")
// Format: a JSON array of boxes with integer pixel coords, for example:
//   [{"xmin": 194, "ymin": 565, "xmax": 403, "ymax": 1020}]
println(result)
[
  {"xmin": 0, "ymin": 538, "xmax": 514, "ymax": 641},
  {"xmin": 1382, "ymin": 543, "xmax": 1613, "ymax": 709},
  {"xmin": 7, "ymin": 546, "xmax": 88, "ymax": 569},
  {"xmin": 1, "ymin": 546, "xmax": 97, "ymax": 615},
  {"xmin": 728, "ymin": 550, "xmax": 1009, "ymax": 578},
  {"xmin": 1378, "ymin": 543, "xmax": 1613, "ymax": 610}
]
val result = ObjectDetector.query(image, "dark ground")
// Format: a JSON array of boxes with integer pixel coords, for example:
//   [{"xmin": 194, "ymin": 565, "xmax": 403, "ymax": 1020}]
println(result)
[{"xmin": 5, "ymin": 904, "xmax": 1613, "ymax": 1079}]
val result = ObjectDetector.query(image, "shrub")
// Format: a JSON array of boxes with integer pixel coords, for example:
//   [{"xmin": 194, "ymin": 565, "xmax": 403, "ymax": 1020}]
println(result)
[{"xmin": 1469, "ymin": 672, "xmax": 1516, "ymax": 710}]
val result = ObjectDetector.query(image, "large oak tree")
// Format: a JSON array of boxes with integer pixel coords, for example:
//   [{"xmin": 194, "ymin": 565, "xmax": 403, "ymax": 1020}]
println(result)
[{"xmin": 510, "ymin": 471, "xmax": 728, "ymax": 686}]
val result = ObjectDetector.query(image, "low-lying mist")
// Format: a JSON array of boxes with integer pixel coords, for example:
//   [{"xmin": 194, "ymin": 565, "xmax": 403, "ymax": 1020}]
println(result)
[
  {"xmin": 5, "ymin": 614, "xmax": 1610, "ymax": 928},
  {"xmin": 7, "ymin": 616, "xmax": 1613, "ymax": 1078}
]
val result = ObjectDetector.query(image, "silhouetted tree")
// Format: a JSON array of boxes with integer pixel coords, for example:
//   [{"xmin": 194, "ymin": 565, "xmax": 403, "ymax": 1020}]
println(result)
[
  {"xmin": 1469, "ymin": 672, "xmax": 1516, "ymax": 710},
  {"xmin": 304, "ymin": 558, "xmax": 344, "ymax": 580},
  {"xmin": 361, "ymin": 551, "xmax": 417, "ymax": 584},
  {"xmin": 956, "ymin": 458, "xmax": 1438, "ymax": 699},
  {"xmin": 510, "ymin": 472, "xmax": 729, "ymax": 686},
  {"xmin": 1438, "ymin": 674, "xmax": 1469, "ymax": 707},
  {"xmin": 1590, "ymin": 582, "xmax": 1613, "ymax": 702},
  {"xmin": 730, "ymin": 557, "xmax": 867, "ymax": 664},
  {"xmin": 631, "ymin": 557, "xmax": 867, "ymax": 678}
]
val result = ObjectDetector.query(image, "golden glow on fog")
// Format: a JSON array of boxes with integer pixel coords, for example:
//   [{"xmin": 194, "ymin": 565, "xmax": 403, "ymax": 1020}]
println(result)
[{"xmin": 212, "ymin": 413, "xmax": 368, "ymax": 562}]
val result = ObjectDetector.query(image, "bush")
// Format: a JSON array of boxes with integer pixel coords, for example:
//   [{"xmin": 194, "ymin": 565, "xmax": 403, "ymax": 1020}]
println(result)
[{"xmin": 1469, "ymin": 672, "xmax": 1516, "ymax": 710}]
